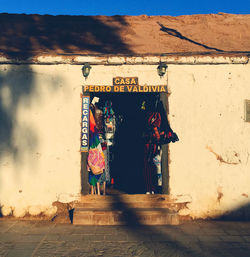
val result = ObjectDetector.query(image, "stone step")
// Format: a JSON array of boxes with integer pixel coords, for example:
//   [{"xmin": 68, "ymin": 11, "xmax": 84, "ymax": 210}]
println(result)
[
  {"xmin": 73, "ymin": 208, "xmax": 179, "ymax": 225},
  {"xmin": 80, "ymin": 194, "xmax": 173, "ymax": 202},
  {"xmin": 78, "ymin": 194, "xmax": 186, "ymax": 211}
]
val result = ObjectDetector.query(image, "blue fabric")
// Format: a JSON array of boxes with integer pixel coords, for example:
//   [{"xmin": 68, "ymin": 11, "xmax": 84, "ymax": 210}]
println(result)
[{"xmin": 89, "ymin": 172, "xmax": 101, "ymax": 186}]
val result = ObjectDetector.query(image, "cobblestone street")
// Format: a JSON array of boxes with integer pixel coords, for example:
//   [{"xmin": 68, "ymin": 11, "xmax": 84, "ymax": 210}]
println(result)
[{"xmin": 1, "ymin": 219, "xmax": 250, "ymax": 257}]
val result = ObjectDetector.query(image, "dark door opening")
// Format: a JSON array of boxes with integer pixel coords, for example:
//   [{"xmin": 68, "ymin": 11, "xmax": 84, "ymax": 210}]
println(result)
[{"xmin": 88, "ymin": 92, "xmax": 166, "ymax": 194}]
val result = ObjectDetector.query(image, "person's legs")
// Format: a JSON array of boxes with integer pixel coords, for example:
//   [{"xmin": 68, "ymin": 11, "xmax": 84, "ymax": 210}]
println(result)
[
  {"xmin": 103, "ymin": 182, "xmax": 106, "ymax": 195},
  {"xmin": 97, "ymin": 182, "xmax": 100, "ymax": 195}
]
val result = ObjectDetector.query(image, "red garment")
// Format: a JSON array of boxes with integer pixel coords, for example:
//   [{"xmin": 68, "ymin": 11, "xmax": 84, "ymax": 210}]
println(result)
[{"xmin": 89, "ymin": 110, "xmax": 96, "ymax": 133}]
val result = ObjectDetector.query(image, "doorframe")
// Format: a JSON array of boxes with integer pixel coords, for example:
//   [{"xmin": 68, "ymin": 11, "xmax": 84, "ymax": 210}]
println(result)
[
  {"xmin": 160, "ymin": 92, "xmax": 169, "ymax": 194},
  {"xmin": 80, "ymin": 91, "xmax": 170, "ymax": 195}
]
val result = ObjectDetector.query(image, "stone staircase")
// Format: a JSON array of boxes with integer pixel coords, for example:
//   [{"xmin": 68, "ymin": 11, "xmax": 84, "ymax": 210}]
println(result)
[{"xmin": 73, "ymin": 194, "xmax": 189, "ymax": 225}]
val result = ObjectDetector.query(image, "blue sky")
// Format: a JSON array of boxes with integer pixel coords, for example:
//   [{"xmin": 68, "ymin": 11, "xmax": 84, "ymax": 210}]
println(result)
[{"xmin": 1, "ymin": 0, "xmax": 250, "ymax": 16}]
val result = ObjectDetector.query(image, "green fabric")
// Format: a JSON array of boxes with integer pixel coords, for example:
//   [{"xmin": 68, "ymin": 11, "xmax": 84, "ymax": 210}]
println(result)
[{"xmin": 89, "ymin": 176, "xmax": 98, "ymax": 186}]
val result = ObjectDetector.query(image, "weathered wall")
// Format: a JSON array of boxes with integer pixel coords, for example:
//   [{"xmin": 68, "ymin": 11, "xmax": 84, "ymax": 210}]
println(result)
[
  {"xmin": 0, "ymin": 64, "xmax": 164, "ymax": 216},
  {"xmin": 1, "ymin": 60, "xmax": 250, "ymax": 219},
  {"xmin": 0, "ymin": 65, "xmax": 83, "ymax": 216},
  {"xmin": 168, "ymin": 63, "xmax": 250, "ymax": 218}
]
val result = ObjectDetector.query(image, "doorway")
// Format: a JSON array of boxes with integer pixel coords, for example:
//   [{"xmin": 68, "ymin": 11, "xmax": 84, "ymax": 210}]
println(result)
[{"xmin": 81, "ymin": 91, "xmax": 170, "ymax": 195}]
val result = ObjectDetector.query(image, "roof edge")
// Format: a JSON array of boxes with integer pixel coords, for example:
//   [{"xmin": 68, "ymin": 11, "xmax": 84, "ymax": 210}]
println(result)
[{"xmin": 0, "ymin": 52, "xmax": 249, "ymax": 65}]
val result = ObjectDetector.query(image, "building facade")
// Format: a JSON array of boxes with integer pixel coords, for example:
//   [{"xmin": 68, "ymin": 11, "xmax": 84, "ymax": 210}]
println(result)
[{"xmin": 0, "ymin": 53, "xmax": 250, "ymax": 219}]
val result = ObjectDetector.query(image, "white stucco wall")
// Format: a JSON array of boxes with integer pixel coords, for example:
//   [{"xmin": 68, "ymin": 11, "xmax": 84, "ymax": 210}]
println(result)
[
  {"xmin": 168, "ymin": 63, "xmax": 250, "ymax": 218},
  {"xmin": 0, "ymin": 63, "xmax": 165, "ymax": 216},
  {"xmin": 0, "ymin": 64, "xmax": 83, "ymax": 216},
  {"xmin": 0, "ymin": 58, "xmax": 250, "ymax": 219}
]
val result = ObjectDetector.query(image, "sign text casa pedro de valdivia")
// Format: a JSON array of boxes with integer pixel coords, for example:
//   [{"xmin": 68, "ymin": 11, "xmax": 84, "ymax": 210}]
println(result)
[{"xmin": 82, "ymin": 77, "xmax": 167, "ymax": 93}]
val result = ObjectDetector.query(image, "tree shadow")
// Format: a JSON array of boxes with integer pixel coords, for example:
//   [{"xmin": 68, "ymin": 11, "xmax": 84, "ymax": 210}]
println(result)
[
  {"xmin": 157, "ymin": 22, "xmax": 224, "ymax": 53},
  {"xmin": 0, "ymin": 13, "xmax": 133, "ymax": 59},
  {"xmin": 0, "ymin": 65, "xmax": 66, "ymax": 183},
  {"xmin": 216, "ymin": 203, "xmax": 250, "ymax": 221},
  {"xmin": 0, "ymin": 13, "xmax": 133, "ymax": 202},
  {"xmin": 107, "ymin": 194, "xmax": 222, "ymax": 257},
  {"xmin": 0, "ymin": 66, "xmax": 37, "ymax": 161}
]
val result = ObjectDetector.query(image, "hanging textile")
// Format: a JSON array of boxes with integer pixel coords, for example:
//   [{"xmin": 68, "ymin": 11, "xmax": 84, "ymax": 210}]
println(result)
[
  {"xmin": 103, "ymin": 100, "xmax": 116, "ymax": 146},
  {"xmin": 102, "ymin": 142, "xmax": 111, "ymax": 183},
  {"xmin": 142, "ymin": 97, "xmax": 179, "ymax": 193},
  {"xmin": 88, "ymin": 110, "xmax": 105, "ymax": 180},
  {"xmin": 153, "ymin": 147, "xmax": 162, "ymax": 186}
]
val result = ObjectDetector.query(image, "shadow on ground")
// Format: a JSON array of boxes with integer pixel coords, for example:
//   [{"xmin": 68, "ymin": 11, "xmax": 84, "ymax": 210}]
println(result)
[
  {"xmin": 216, "ymin": 203, "xmax": 250, "ymax": 221},
  {"xmin": 88, "ymin": 193, "xmax": 250, "ymax": 257}
]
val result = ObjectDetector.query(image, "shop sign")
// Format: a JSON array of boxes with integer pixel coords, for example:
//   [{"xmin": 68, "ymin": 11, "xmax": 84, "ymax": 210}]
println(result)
[
  {"xmin": 113, "ymin": 77, "xmax": 138, "ymax": 86},
  {"xmin": 83, "ymin": 85, "xmax": 167, "ymax": 93},
  {"xmin": 80, "ymin": 95, "xmax": 90, "ymax": 152}
]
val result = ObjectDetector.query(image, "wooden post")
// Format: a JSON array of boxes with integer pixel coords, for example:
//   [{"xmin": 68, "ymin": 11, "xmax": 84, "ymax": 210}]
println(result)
[{"xmin": 160, "ymin": 92, "xmax": 169, "ymax": 194}]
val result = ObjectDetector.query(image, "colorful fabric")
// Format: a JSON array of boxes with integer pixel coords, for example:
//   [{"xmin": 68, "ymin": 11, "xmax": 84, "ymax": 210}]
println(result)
[
  {"xmin": 89, "ymin": 172, "xmax": 101, "ymax": 186},
  {"xmin": 148, "ymin": 112, "xmax": 161, "ymax": 128},
  {"xmin": 97, "ymin": 171, "xmax": 106, "ymax": 184},
  {"xmin": 89, "ymin": 109, "xmax": 96, "ymax": 133},
  {"xmin": 88, "ymin": 110, "xmax": 105, "ymax": 176},
  {"xmin": 103, "ymin": 100, "xmax": 114, "ymax": 122},
  {"xmin": 89, "ymin": 110, "xmax": 100, "ymax": 149},
  {"xmin": 88, "ymin": 148, "xmax": 105, "ymax": 175},
  {"xmin": 147, "ymin": 111, "xmax": 179, "ymax": 145}
]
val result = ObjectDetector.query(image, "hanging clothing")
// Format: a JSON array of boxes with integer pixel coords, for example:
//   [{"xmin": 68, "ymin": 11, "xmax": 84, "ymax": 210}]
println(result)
[
  {"xmin": 88, "ymin": 110, "xmax": 105, "ymax": 186},
  {"xmin": 103, "ymin": 100, "xmax": 114, "ymax": 122},
  {"xmin": 142, "ymin": 98, "xmax": 179, "ymax": 193},
  {"xmin": 89, "ymin": 172, "xmax": 101, "ymax": 186},
  {"xmin": 103, "ymin": 100, "xmax": 116, "ymax": 146},
  {"xmin": 153, "ymin": 147, "xmax": 162, "ymax": 186},
  {"xmin": 88, "ymin": 148, "xmax": 105, "ymax": 175},
  {"xmin": 98, "ymin": 142, "xmax": 111, "ymax": 184},
  {"xmin": 93, "ymin": 104, "xmax": 104, "ymax": 136}
]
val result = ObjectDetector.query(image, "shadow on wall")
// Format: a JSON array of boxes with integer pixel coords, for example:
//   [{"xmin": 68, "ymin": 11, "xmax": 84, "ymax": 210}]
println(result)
[
  {"xmin": 0, "ymin": 14, "xmax": 133, "ymax": 59},
  {"xmin": 0, "ymin": 15, "xmax": 132, "ymax": 189},
  {"xmin": 0, "ymin": 66, "xmax": 37, "ymax": 165},
  {"xmin": 0, "ymin": 66, "xmax": 64, "ymax": 179}
]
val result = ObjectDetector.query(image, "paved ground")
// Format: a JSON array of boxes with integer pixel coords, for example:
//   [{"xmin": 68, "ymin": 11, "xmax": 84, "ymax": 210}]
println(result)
[{"xmin": 1, "ymin": 219, "xmax": 250, "ymax": 257}]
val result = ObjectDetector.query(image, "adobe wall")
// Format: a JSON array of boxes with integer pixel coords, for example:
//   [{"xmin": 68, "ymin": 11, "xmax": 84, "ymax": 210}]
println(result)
[
  {"xmin": 0, "ymin": 63, "xmax": 165, "ymax": 217},
  {"xmin": 0, "ymin": 56, "xmax": 250, "ymax": 219},
  {"xmin": 0, "ymin": 64, "xmax": 82, "ymax": 216},
  {"xmin": 168, "ymin": 63, "xmax": 250, "ymax": 219}
]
